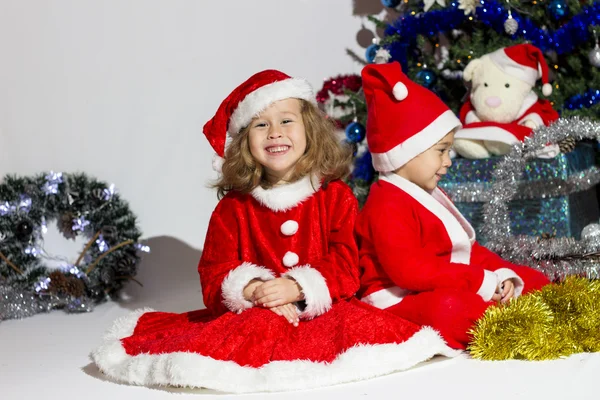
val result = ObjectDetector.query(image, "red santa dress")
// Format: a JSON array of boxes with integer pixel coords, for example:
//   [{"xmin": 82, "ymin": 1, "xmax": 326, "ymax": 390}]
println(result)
[
  {"xmin": 355, "ymin": 173, "xmax": 550, "ymax": 350},
  {"xmin": 91, "ymin": 176, "xmax": 457, "ymax": 393}
]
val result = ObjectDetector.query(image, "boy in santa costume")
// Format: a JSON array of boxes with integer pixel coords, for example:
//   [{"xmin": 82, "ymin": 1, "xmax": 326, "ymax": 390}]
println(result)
[{"xmin": 355, "ymin": 62, "xmax": 550, "ymax": 349}]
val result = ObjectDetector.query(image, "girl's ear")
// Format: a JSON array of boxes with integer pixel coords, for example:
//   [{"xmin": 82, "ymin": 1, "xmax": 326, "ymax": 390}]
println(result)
[{"xmin": 463, "ymin": 59, "xmax": 482, "ymax": 83}]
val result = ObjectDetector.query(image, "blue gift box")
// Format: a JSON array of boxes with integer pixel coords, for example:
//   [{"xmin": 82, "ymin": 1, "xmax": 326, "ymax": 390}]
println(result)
[{"xmin": 439, "ymin": 143, "xmax": 600, "ymax": 241}]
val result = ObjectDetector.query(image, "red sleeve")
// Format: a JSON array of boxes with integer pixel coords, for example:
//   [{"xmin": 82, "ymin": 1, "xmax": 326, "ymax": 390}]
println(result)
[
  {"xmin": 369, "ymin": 201, "xmax": 493, "ymax": 296},
  {"xmin": 282, "ymin": 182, "xmax": 360, "ymax": 319},
  {"xmin": 470, "ymin": 242, "xmax": 525, "ymax": 297},
  {"xmin": 198, "ymin": 199, "xmax": 275, "ymax": 316}
]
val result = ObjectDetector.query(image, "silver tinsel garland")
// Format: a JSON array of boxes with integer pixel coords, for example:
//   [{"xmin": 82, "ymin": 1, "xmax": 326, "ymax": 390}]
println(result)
[{"xmin": 480, "ymin": 118, "xmax": 600, "ymax": 280}]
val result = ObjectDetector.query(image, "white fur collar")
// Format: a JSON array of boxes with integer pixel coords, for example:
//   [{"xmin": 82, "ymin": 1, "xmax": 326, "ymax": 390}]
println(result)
[
  {"xmin": 379, "ymin": 173, "xmax": 475, "ymax": 264},
  {"xmin": 516, "ymin": 91, "xmax": 538, "ymax": 120},
  {"xmin": 251, "ymin": 175, "xmax": 321, "ymax": 212}
]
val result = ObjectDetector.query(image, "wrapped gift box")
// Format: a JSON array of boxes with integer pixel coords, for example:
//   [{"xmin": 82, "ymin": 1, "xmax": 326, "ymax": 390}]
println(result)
[{"xmin": 439, "ymin": 143, "xmax": 600, "ymax": 241}]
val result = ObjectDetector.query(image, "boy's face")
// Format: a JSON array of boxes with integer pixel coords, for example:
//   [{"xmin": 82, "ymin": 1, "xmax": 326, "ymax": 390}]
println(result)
[{"xmin": 395, "ymin": 131, "xmax": 454, "ymax": 192}]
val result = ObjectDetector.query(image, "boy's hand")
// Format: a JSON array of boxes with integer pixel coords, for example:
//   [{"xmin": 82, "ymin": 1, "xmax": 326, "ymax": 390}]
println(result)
[
  {"xmin": 269, "ymin": 303, "xmax": 300, "ymax": 327},
  {"xmin": 500, "ymin": 279, "xmax": 515, "ymax": 304},
  {"xmin": 253, "ymin": 278, "xmax": 303, "ymax": 308}
]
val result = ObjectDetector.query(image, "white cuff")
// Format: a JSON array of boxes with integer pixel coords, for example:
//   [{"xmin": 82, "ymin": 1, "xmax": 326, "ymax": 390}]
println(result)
[
  {"xmin": 283, "ymin": 265, "xmax": 332, "ymax": 320},
  {"xmin": 476, "ymin": 270, "xmax": 499, "ymax": 302},
  {"xmin": 221, "ymin": 262, "xmax": 275, "ymax": 313},
  {"xmin": 494, "ymin": 268, "xmax": 525, "ymax": 298}
]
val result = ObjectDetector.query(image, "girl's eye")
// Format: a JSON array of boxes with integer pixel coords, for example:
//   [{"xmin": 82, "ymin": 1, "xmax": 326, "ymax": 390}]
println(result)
[
  {"xmin": 282, "ymin": 119, "xmax": 292, "ymax": 124},
  {"xmin": 254, "ymin": 122, "xmax": 267, "ymax": 128}
]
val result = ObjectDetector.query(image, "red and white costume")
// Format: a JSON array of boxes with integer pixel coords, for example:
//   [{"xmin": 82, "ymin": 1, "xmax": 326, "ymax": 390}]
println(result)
[
  {"xmin": 356, "ymin": 62, "xmax": 550, "ymax": 349},
  {"xmin": 456, "ymin": 44, "xmax": 559, "ymax": 151},
  {"xmin": 458, "ymin": 91, "xmax": 559, "ymax": 145},
  {"xmin": 91, "ymin": 69, "xmax": 457, "ymax": 393}
]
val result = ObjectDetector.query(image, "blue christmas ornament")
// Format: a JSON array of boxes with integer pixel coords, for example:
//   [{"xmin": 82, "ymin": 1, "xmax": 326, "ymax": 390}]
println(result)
[
  {"xmin": 345, "ymin": 121, "xmax": 366, "ymax": 143},
  {"xmin": 416, "ymin": 69, "xmax": 437, "ymax": 89},
  {"xmin": 365, "ymin": 44, "xmax": 380, "ymax": 64},
  {"xmin": 548, "ymin": 0, "xmax": 568, "ymax": 20},
  {"xmin": 381, "ymin": 0, "xmax": 401, "ymax": 8}
]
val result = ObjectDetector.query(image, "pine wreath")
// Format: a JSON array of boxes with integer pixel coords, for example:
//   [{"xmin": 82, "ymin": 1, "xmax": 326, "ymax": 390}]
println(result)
[{"xmin": 0, "ymin": 172, "xmax": 147, "ymax": 321}]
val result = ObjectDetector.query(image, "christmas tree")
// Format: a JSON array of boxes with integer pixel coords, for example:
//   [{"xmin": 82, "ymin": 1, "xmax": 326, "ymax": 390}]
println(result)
[{"xmin": 318, "ymin": 0, "xmax": 600, "ymax": 205}]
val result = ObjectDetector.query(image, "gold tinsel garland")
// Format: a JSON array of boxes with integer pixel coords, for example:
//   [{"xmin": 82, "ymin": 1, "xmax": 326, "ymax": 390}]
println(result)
[{"xmin": 468, "ymin": 277, "xmax": 600, "ymax": 360}]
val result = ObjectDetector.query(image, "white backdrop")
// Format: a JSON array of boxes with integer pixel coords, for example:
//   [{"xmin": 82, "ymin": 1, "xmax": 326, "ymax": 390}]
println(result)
[{"xmin": 0, "ymin": 0, "xmax": 375, "ymax": 252}]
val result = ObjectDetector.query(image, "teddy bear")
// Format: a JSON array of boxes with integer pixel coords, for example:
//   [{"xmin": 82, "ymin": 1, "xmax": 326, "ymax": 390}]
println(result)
[{"xmin": 453, "ymin": 43, "xmax": 560, "ymax": 159}]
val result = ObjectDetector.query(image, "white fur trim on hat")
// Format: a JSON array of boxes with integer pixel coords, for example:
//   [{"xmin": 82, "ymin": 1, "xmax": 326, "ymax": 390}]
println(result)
[
  {"xmin": 282, "ymin": 251, "xmax": 299, "ymax": 268},
  {"xmin": 393, "ymin": 82, "xmax": 408, "ymax": 100},
  {"xmin": 280, "ymin": 220, "xmax": 299, "ymax": 236},
  {"xmin": 371, "ymin": 110, "xmax": 461, "ymax": 172},
  {"xmin": 228, "ymin": 78, "xmax": 315, "ymax": 135},
  {"xmin": 488, "ymin": 50, "xmax": 539, "ymax": 87}
]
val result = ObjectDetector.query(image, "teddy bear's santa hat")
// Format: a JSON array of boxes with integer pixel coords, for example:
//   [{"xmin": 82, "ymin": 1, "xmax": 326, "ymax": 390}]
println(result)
[
  {"xmin": 361, "ymin": 62, "xmax": 461, "ymax": 172},
  {"xmin": 203, "ymin": 69, "xmax": 315, "ymax": 170},
  {"xmin": 489, "ymin": 43, "xmax": 553, "ymax": 96}
]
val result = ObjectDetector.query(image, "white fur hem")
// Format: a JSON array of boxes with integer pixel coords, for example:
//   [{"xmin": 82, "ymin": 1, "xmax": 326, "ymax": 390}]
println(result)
[
  {"xmin": 228, "ymin": 78, "xmax": 315, "ymax": 135},
  {"xmin": 91, "ymin": 312, "xmax": 460, "ymax": 393},
  {"xmin": 221, "ymin": 262, "xmax": 276, "ymax": 313},
  {"xmin": 454, "ymin": 125, "xmax": 520, "ymax": 145},
  {"xmin": 251, "ymin": 175, "xmax": 321, "ymax": 212},
  {"xmin": 495, "ymin": 268, "xmax": 525, "ymax": 298},
  {"xmin": 477, "ymin": 270, "xmax": 499, "ymax": 302},
  {"xmin": 283, "ymin": 265, "xmax": 332, "ymax": 319}
]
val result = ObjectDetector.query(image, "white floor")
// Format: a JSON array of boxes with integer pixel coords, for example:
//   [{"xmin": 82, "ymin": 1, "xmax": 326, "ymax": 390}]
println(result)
[{"xmin": 1, "ymin": 236, "xmax": 599, "ymax": 400}]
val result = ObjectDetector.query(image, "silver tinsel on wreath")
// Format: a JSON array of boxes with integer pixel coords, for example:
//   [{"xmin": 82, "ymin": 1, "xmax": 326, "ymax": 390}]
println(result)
[
  {"xmin": 480, "ymin": 118, "xmax": 600, "ymax": 280},
  {"xmin": 0, "ymin": 284, "xmax": 94, "ymax": 320}
]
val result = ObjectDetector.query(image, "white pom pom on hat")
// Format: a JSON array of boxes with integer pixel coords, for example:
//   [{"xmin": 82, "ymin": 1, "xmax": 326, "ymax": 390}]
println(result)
[{"xmin": 393, "ymin": 82, "xmax": 408, "ymax": 100}]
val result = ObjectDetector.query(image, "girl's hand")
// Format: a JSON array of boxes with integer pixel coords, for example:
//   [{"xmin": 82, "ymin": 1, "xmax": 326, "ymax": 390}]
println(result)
[
  {"xmin": 500, "ymin": 279, "xmax": 515, "ymax": 304},
  {"xmin": 253, "ymin": 277, "xmax": 304, "ymax": 308},
  {"xmin": 242, "ymin": 279, "xmax": 264, "ymax": 302},
  {"xmin": 269, "ymin": 303, "xmax": 300, "ymax": 327}
]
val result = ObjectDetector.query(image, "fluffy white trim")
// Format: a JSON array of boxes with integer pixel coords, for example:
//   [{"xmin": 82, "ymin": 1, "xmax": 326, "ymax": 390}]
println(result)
[
  {"xmin": 283, "ymin": 265, "xmax": 332, "ymax": 319},
  {"xmin": 361, "ymin": 286, "xmax": 412, "ymax": 309},
  {"xmin": 92, "ymin": 312, "xmax": 460, "ymax": 393},
  {"xmin": 280, "ymin": 220, "xmax": 299, "ymax": 236},
  {"xmin": 371, "ymin": 110, "xmax": 461, "ymax": 172},
  {"xmin": 251, "ymin": 175, "xmax": 321, "ymax": 212},
  {"xmin": 228, "ymin": 78, "xmax": 315, "ymax": 135},
  {"xmin": 282, "ymin": 251, "xmax": 299, "ymax": 268},
  {"xmin": 477, "ymin": 270, "xmax": 499, "ymax": 302},
  {"xmin": 489, "ymin": 49, "xmax": 539, "ymax": 86},
  {"xmin": 454, "ymin": 125, "xmax": 520, "ymax": 145},
  {"xmin": 221, "ymin": 262, "xmax": 276, "ymax": 313},
  {"xmin": 495, "ymin": 268, "xmax": 525, "ymax": 298}
]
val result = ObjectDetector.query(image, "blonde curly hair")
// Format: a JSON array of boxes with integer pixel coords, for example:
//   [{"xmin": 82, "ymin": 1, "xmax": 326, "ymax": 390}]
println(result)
[{"xmin": 213, "ymin": 99, "xmax": 352, "ymax": 199}]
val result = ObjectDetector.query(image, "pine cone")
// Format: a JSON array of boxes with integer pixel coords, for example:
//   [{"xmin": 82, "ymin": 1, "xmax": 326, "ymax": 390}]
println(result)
[
  {"xmin": 48, "ymin": 271, "xmax": 85, "ymax": 297},
  {"xmin": 57, "ymin": 212, "xmax": 77, "ymax": 240},
  {"xmin": 539, "ymin": 232, "xmax": 556, "ymax": 241},
  {"xmin": 558, "ymin": 137, "xmax": 576, "ymax": 153}
]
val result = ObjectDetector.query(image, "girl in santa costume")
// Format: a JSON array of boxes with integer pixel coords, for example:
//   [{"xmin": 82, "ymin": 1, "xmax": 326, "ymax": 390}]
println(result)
[
  {"xmin": 91, "ymin": 69, "xmax": 458, "ymax": 393},
  {"xmin": 355, "ymin": 62, "xmax": 551, "ymax": 350}
]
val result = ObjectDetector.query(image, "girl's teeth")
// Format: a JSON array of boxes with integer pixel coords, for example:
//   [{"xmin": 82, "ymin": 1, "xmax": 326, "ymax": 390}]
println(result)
[{"xmin": 267, "ymin": 146, "xmax": 288, "ymax": 153}]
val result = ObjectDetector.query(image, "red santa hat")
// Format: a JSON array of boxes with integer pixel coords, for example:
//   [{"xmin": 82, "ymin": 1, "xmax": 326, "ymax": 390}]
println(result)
[
  {"xmin": 488, "ymin": 44, "xmax": 553, "ymax": 96},
  {"xmin": 203, "ymin": 69, "xmax": 315, "ymax": 168},
  {"xmin": 362, "ymin": 62, "xmax": 461, "ymax": 172}
]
